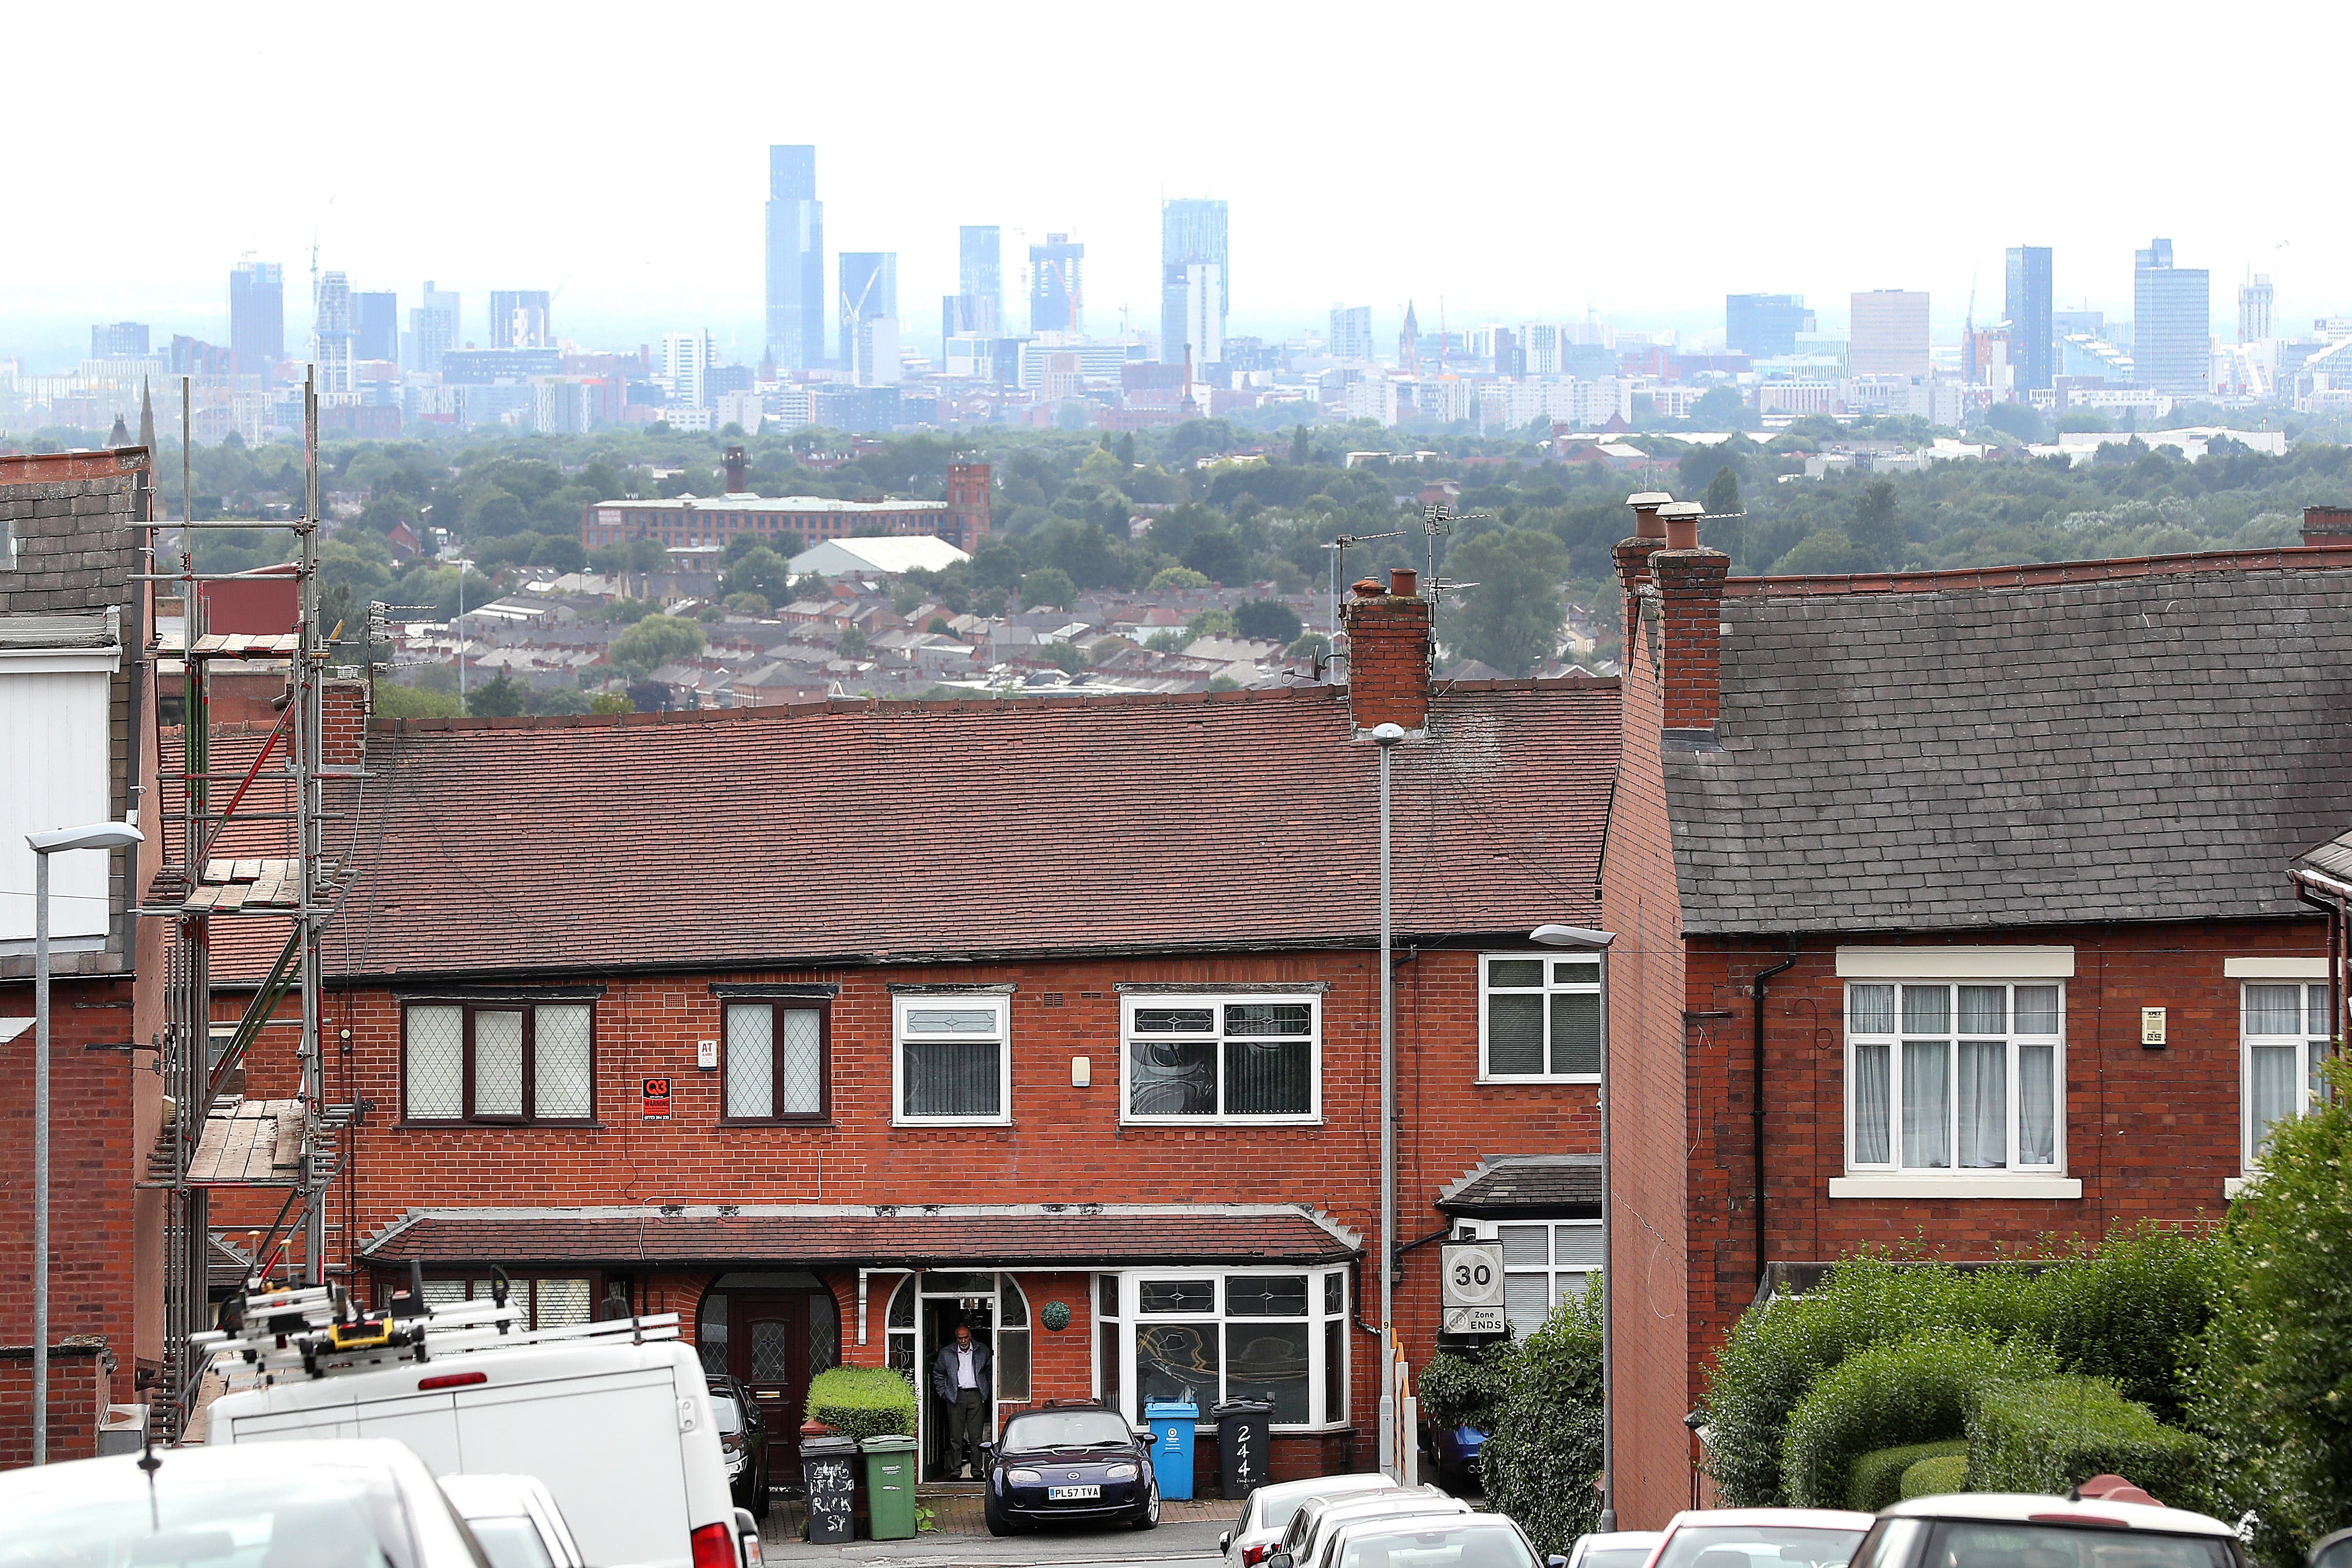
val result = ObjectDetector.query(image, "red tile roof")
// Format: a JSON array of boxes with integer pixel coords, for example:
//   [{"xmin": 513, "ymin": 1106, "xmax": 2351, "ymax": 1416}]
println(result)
[
  {"xmin": 358, "ymin": 1204, "xmax": 1361, "ymax": 1267},
  {"xmin": 319, "ymin": 681, "xmax": 1615, "ymax": 980}
]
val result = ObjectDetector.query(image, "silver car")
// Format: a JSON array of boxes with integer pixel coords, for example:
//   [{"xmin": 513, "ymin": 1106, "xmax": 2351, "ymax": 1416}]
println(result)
[
  {"xmin": 440, "ymin": 1474, "xmax": 587, "ymax": 1568},
  {"xmin": 0, "ymin": 1437, "xmax": 490, "ymax": 1567},
  {"xmin": 1310, "ymin": 1513, "xmax": 1554, "ymax": 1568},
  {"xmin": 1267, "ymin": 1486, "xmax": 1474, "ymax": 1568},
  {"xmin": 1224, "ymin": 1474, "xmax": 1403, "ymax": 1568}
]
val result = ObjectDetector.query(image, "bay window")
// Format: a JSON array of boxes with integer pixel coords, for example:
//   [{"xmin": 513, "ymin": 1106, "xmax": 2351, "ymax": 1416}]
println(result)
[
  {"xmin": 1844, "ymin": 982, "xmax": 2061, "ymax": 1174},
  {"xmin": 1099, "ymin": 1269, "xmax": 1348, "ymax": 1428}
]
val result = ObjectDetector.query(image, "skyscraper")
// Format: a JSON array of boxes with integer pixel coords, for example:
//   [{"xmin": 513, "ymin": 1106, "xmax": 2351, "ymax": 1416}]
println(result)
[
  {"xmin": 489, "ymin": 289, "xmax": 552, "ymax": 350},
  {"xmin": 2133, "ymin": 238, "xmax": 2210, "ymax": 396},
  {"xmin": 661, "ymin": 331, "xmax": 716, "ymax": 411},
  {"xmin": 764, "ymin": 145, "xmax": 826, "ymax": 371},
  {"xmin": 959, "ymin": 226, "xmax": 1000, "ymax": 315},
  {"xmin": 229, "ymin": 260, "xmax": 284, "ymax": 377},
  {"xmin": 312, "ymin": 269, "xmax": 354, "ymax": 392},
  {"xmin": 839, "ymin": 253, "xmax": 899, "ymax": 386},
  {"xmin": 1849, "ymin": 289, "xmax": 1930, "ymax": 377},
  {"xmin": 90, "ymin": 322, "xmax": 150, "ymax": 359},
  {"xmin": 407, "ymin": 281, "xmax": 459, "ymax": 374},
  {"xmin": 1029, "ymin": 234, "xmax": 1084, "ymax": 336},
  {"xmin": 353, "ymin": 291, "xmax": 399, "ymax": 362},
  {"xmin": 1328, "ymin": 305, "xmax": 1374, "ymax": 362},
  {"xmin": 2002, "ymin": 247, "xmax": 2053, "ymax": 392},
  {"xmin": 2239, "ymin": 275, "xmax": 2274, "ymax": 344},
  {"xmin": 1725, "ymin": 294, "xmax": 1813, "ymax": 358},
  {"xmin": 1160, "ymin": 198, "xmax": 1228, "ymax": 364}
]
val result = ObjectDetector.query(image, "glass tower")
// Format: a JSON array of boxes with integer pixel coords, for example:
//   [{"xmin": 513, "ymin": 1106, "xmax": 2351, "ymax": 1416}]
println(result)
[{"xmin": 765, "ymin": 145, "xmax": 826, "ymax": 370}]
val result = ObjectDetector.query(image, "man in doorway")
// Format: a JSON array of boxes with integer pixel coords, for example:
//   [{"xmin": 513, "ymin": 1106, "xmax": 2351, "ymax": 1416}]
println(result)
[{"xmin": 929, "ymin": 1321, "xmax": 993, "ymax": 1480}]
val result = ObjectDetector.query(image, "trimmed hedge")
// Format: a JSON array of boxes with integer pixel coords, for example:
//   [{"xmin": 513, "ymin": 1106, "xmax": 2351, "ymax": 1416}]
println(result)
[
  {"xmin": 1781, "ymin": 1333, "xmax": 2053, "ymax": 1507},
  {"xmin": 1900, "ymin": 1454, "xmax": 1970, "ymax": 1499},
  {"xmin": 1967, "ymin": 1377, "xmax": 2207, "ymax": 1507},
  {"xmin": 1850, "ymin": 1440, "xmax": 1969, "ymax": 1511},
  {"xmin": 805, "ymin": 1366, "xmax": 918, "ymax": 1443},
  {"xmin": 1419, "ymin": 1340, "xmax": 1513, "ymax": 1433}
]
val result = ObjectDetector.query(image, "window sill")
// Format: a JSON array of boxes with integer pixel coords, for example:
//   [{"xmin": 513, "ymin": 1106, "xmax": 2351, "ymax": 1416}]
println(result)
[
  {"xmin": 2225, "ymin": 1174, "xmax": 2258, "ymax": 1198},
  {"xmin": 394, "ymin": 1120, "xmax": 607, "ymax": 1131},
  {"xmin": 892, "ymin": 1119, "xmax": 1013, "ymax": 1130},
  {"xmin": 1828, "ymin": 1174, "xmax": 2081, "ymax": 1199},
  {"xmin": 717, "ymin": 1117, "xmax": 834, "ymax": 1128},
  {"xmin": 1475, "ymin": 1075, "xmax": 1598, "ymax": 1087},
  {"xmin": 1119, "ymin": 1116, "xmax": 1324, "ymax": 1128}
]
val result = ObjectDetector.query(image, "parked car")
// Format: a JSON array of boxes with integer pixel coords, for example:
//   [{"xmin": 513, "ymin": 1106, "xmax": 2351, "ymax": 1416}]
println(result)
[
  {"xmin": 0, "ymin": 1437, "xmax": 489, "ymax": 1567},
  {"xmin": 441, "ymin": 1473, "xmax": 588, "ymax": 1568},
  {"xmin": 985, "ymin": 1401, "xmax": 1160, "ymax": 1536},
  {"xmin": 2311, "ymin": 1529, "xmax": 2352, "ymax": 1568},
  {"xmin": 706, "ymin": 1373, "xmax": 770, "ymax": 1517},
  {"xmin": 1567, "ymin": 1530, "xmax": 1667, "ymax": 1568},
  {"xmin": 1428, "ymin": 1421, "xmax": 1487, "ymax": 1494},
  {"xmin": 1267, "ymin": 1486, "xmax": 1474, "ymax": 1568},
  {"xmin": 1852, "ymin": 1490, "xmax": 2244, "ymax": 1568},
  {"xmin": 1222, "ymin": 1473, "xmax": 1401, "ymax": 1568},
  {"xmin": 1644, "ymin": 1508, "xmax": 1876, "ymax": 1568},
  {"xmin": 1284, "ymin": 1511, "xmax": 1554, "ymax": 1568}
]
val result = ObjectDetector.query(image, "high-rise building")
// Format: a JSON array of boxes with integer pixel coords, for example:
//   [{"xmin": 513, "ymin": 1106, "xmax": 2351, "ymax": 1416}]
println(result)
[
  {"xmin": 229, "ymin": 260, "xmax": 284, "ymax": 377},
  {"xmin": 1329, "ymin": 305, "xmax": 1374, "ymax": 362},
  {"xmin": 1029, "ymin": 234, "xmax": 1083, "ymax": 336},
  {"xmin": 2239, "ymin": 275, "xmax": 2274, "ymax": 344},
  {"xmin": 1725, "ymin": 294, "xmax": 1814, "ymax": 358},
  {"xmin": 90, "ymin": 322, "xmax": 150, "ymax": 359},
  {"xmin": 312, "ymin": 269, "xmax": 354, "ymax": 392},
  {"xmin": 1849, "ymin": 289, "xmax": 1930, "ymax": 377},
  {"xmin": 353, "ymin": 291, "xmax": 399, "ymax": 362},
  {"xmin": 407, "ymin": 281, "xmax": 459, "ymax": 374},
  {"xmin": 941, "ymin": 293, "xmax": 999, "ymax": 342},
  {"xmin": 838, "ymin": 252, "xmax": 898, "ymax": 381},
  {"xmin": 764, "ymin": 145, "xmax": 826, "ymax": 371},
  {"xmin": 1160, "ymin": 198, "xmax": 1228, "ymax": 364},
  {"xmin": 2002, "ymin": 247, "xmax": 2053, "ymax": 392},
  {"xmin": 661, "ymin": 331, "xmax": 717, "ymax": 411},
  {"xmin": 489, "ymin": 289, "xmax": 552, "ymax": 350},
  {"xmin": 2133, "ymin": 238, "xmax": 2210, "ymax": 396},
  {"xmin": 959, "ymin": 226, "xmax": 1001, "ymax": 316}
]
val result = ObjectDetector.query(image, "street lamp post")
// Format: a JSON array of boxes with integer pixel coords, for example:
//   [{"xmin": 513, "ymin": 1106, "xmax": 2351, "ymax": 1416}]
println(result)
[
  {"xmin": 1532, "ymin": 922, "xmax": 1617, "ymax": 1530},
  {"xmin": 27, "ymin": 820, "xmax": 144, "ymax": 1465},
  {"xmin": 1372, "ymin": 720, "xmax": 1405, "ymax": 1477}
]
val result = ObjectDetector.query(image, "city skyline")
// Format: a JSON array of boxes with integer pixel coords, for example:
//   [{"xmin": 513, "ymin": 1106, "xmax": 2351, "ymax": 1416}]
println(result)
[{"xmin": 6, "ymin": 0, "xmax": 2347, "ymax": 368}]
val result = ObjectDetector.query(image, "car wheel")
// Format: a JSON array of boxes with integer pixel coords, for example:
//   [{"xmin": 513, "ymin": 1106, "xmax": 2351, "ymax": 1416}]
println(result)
[
  {"xmin": 984, "ymin": 1488, "xmax": 1018, "ymax": 1538},
  {"xmin": 1131, "ymin": 1477, "xmax": 1160, "ymax": 1531},
  {"xmin": 750, "ymin": 1457, "xmax": 770, "ymax": 1519}
]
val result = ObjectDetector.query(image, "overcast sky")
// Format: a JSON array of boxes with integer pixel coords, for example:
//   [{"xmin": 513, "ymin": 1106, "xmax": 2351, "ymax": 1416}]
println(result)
[{"xmin": 8, "ymin": 0, "xmax": 2346, "ymax": 369}]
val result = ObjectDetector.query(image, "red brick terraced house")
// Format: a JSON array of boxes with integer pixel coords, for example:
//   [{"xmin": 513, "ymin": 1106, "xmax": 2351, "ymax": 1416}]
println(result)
[
  {"xmin": 187, "ymin": 575, "xmax": 1699, "ymax": 1520},
  {"xmin": 1612, "ymin": 498, "xmax": 2352, "ymax": 1460}
]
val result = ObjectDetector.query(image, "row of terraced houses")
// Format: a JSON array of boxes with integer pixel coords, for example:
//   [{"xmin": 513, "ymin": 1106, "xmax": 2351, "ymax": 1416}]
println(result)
[{"xmin": 6, "ymin": 447, "xmax": 2352, "ymax": 1521}]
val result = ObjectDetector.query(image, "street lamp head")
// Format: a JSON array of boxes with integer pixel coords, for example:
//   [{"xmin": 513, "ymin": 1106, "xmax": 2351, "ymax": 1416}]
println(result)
[
  {"xmin": 1530, "ymin": 923, "xmax": 1614, "ymax": 949},
  {"xmin": 28, "ymin": 822, "xmax": 144, "ymax": 855},
  {"xmin": 1370, "ymin": 722, "xmax": 1406, "ymax": 747}
]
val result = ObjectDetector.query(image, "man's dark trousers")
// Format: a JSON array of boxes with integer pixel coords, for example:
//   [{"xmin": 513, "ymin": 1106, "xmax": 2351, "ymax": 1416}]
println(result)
[{"xmin": 950, "ymin": 1389, "xmax": 987, "ymax": 1476}]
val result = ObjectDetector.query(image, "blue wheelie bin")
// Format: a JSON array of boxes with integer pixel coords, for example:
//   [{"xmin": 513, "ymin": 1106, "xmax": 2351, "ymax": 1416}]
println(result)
[{"xmin": 1143, "ymin": 1400, "xmax": 1199, "ymax": 1500}]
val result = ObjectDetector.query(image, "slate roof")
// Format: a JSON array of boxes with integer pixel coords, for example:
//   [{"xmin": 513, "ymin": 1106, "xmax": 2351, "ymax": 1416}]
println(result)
[
  {"xmin": 1668, "ymin": 552, "xmax": 2352, "ymax": 935},
  {"xmin": 320, "ymin": 681, "xmax": 1616, "ymax": 980},
  {"xmin": 1435, "ymin": 1154, "xmax": 1601, "ymax": 1216},
  {"xmin": 357, "ymin": 1204, "xmax": 1361, "ymax": 1267}
]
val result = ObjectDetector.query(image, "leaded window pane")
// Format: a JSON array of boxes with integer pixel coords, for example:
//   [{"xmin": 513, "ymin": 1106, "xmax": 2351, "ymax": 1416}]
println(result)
[
  {"xmin": 752, "ymin": 1319, "xmax": 791, "ymax": 1382},
  {"xmin": 780, "ymin": 1010, "xmax": 823, "ymax": 1115},
  {"xmin": 808, "ymin": 1292, "xmax": 839, "ymax": 1375},
  {"xmin": 726, "ymin": 1005, "xmax": 774, "ymax": 1119},
  {"xmin": 1550, "ymin": 993, "xmax": 1601, "ymax": 1075},
  {"xmin": 1139, "ymin": 1280, "xmax": 1215, "ymax": 1314},
  {"xmin": 534, "ymin": 1004, "xmax": 592, "ymax": 1118},
  {"xmin": 1226, "ymin": 1276, "xmax": 1307, "ymax": 1317},
  {"xmin": 1488, "ymin": 993, "xmax": 1545, "ymax": 1075},
  {"xmin": 905, "ymin": 1008, "xmax": 997, "ymax": 1033},
  {"xmin": 1134, "ymin": 1008, "xmax": 1213, "ymax": 1032},
  {"xmin": 1323, "ymin": 1273, "xmax": 1343, "ymax": 1314},
  {"xmin": 534, "ymin": 1277, "xmax": 592, "ymax": 1329},
  {"xmin": 474, "ymin": 1011, "xmax": 525, "ymax": 1117},
  {"xmin": 407, "ymin": 1005, "xmax": 463, "ymax": 1119},
  {"xmin": 1226, "ymin": 1002, "xmax": 1312, "ymax": 1037}
]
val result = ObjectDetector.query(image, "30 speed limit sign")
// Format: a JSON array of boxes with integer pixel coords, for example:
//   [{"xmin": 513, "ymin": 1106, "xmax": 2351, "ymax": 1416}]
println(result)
[{"xmin": 1440, "ymin": 1242, "xmax": 1507, "ymax": 1334}]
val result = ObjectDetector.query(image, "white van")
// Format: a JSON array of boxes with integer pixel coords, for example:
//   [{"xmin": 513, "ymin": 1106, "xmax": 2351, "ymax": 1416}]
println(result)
[{"xmin": 202, "ymin": 1283, "xmax": 741, "ymax": 1568}]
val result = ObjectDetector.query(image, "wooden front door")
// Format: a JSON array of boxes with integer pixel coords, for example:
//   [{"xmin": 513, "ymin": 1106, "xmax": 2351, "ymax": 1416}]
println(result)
[{"xmin": 731, "ymin": 1292, "xmax": 840, "ymax": 1483}]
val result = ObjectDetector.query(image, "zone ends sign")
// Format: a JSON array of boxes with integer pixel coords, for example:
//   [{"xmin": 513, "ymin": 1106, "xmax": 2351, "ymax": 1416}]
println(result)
[{"xmin": 1440, "ymin": 1240, "xmax": 1507, "ymax": 1337}]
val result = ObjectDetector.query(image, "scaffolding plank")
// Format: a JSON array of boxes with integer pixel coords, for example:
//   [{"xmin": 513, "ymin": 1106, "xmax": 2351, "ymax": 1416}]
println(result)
[
  {"xmin": 185, "ymin": 886, "xmax": 222, "ymax": 910},
  {"xmin": 202, "ymin": 860, "xmax": 233, "ymax": 884},
  {"xmin": 213, "ymin": 883, "xmax": 249, "ymax": 911},
  {"xmin": 232, "ymin": 859, "xmax": 263, "ymax": 881}
]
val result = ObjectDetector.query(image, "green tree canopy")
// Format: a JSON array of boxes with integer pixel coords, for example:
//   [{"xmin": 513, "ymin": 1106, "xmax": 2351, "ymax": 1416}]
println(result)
[
  {"xmin": 1448, "ymin": 527, "xmax": 1570, "ymax": 674},
  {"xmin": 1020, "ymin": 567, "xmax": 1077, "ymax": 609},
  {"xmin": 721, "ymin": 546, "xmax": 794, "ymax": 607},
  {"xmin": 609, "ymin": 612, "xmax": 706, "ymax": 679},
  {"xmin": 1234, "ymin": 598, "xmax": 1303, "ymax": 644},
  {"xmin": 1847, "ymin": 478, "xmax": 1903, "ymax": 570},
  {"xmin": 1705, "ymin": 465, "xmax": 1742, "ymax": 518},
  {"xmin": 1181, "ymin": 529, "xmax": 1248, "ymax": 585},
  {"xmin": 464, "ymin": 673, "xmax": 529, "ymax": 718}
]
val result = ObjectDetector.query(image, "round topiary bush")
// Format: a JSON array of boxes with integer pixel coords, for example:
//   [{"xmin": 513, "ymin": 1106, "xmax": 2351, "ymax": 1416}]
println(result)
[
  {"xmin": 1780, "ymin": 1332, "xmax": 2053, "ymax": 1507},
  {"xmin": 1899, "ymin": 1454, "xmax": 1969, "ymax": 1499}
]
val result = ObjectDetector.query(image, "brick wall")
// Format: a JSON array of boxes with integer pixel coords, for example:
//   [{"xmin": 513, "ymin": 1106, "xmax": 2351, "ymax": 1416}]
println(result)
[
  {"xmin": 0, "ymin": 1340, "xmax": 116, "ymax": 1467},
  {"xmin": 1682, "ymin": 916, "xmax": 2328, "ymax": 1406},
  {"xmin": 1603, "ymin": 530, "xmax": 1697, "ymax": 1524}
]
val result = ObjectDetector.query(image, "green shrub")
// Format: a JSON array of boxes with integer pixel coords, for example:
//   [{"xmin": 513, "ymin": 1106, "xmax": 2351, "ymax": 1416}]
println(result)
[
  {"xmin": 1419, "ymin": 1342, "xmax": 1513, "ymax": 1433},
  {"xmin": 1480, "ymin": 1282, "xmax": 1604, "ymax": 1559},
  {"xmin": 2023, "ymin": 1222, "xmax": 2218, "ymax": 1422},
  {"xmin": 1899, "ymin": 1454, "xmax": 1970, "ymax": 1499},
  {"xmin": 2190, "ymin": 1053, "xmax": 2352, "ymax": 1567},
  {"xmin": 1849, "ymin": 1439, "xmax": 1970, "ymax": 1512},
  {"xmin": 1967, "ymin": 1377, "xmax": 2208, "ymax": 1508},
  {"xmin": 1783, "ymin": 1334, "xmax": 2054, "ymax": 1507},
  {"xmin": 805, "ymin": 1366, "xmax": 918, "ymax": 1443}
]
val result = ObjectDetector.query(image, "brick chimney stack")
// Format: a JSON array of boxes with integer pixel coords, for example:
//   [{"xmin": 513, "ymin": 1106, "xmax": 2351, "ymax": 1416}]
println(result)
[
  {"xmin": 320, "ymin": 678, "xmax": 370, "ymax": 771},
  {"xmin": 1342, "ymin": 567, "xmax": 1431, "ymax": 732},
  {"xmin": 1654, "ymin": 539, "xmax": 1731, "ymax": 734},
  {"xmin": 2302, "ymin": 505, "xmax": 2352, "ymax": 547},
  {"xmin": 723, "ymin": 446, "xmax": 748, "ymax": 494}
]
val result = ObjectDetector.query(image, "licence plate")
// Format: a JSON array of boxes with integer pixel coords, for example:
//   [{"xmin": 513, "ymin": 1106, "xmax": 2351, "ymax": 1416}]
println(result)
[{"xmin": 1048, "ymin": 1484, "xmax": 1102, "ymax": 1500}]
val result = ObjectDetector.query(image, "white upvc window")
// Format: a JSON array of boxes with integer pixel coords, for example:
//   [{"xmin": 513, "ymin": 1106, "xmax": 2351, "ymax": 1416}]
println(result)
[
  {"xmin": 1479, "ymin": 953, "xmax": 1602, "ymax": 1081},
  {"xmin": 2242, "ymin": 982, "xmax": 2334, "ymax": 1169},
  {"xmin": 1454, "ymin": 1217, "xmax": 1603, "ymax": 1338},
  {"xmin": 892, "ymin": 994, "xmax": 1011, "ymax": 1126},
  {"xmin": 1120, "ymin": 994, "xmax": 1320, "ymax": 1124},
  {"xmin": 1097, "ymin": 1267, "xmax": 1349, "ymax": 1430},
  {"xmin": 1843, "ymin": 981, "xmax": 2063, "ymax": 1174}
]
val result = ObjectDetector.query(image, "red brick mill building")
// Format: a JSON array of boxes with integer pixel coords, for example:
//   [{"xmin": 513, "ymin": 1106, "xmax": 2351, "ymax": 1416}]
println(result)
[{"xmin": 191, "ymin": 571, "xmax": 1700, "ymax": 1520}]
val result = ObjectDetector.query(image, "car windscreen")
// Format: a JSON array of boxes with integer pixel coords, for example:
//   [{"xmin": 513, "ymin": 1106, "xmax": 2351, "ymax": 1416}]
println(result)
[
  {"xmin": 710, "ymin": 1391, "xmax": 744, "ymax": 1434},
  {"xmin": 0, "ymin": 1463, "xmax": 422, "ymax": 1568},
  {"xmin": 1001, "ymin": 1409, "xmax": 1131, "ymax": 1451},
  {"xmin": 1265, "ymin": 1483, "xmax": 1389, "ymax": 1537},
  {"xmin": 1333, "ymin": 1519, "xmax": 1541, "ymax": 1568},
  {"xmin": 1656, "ymin": 1524, "xmax": 1868, "ymax": 1568},
  {"xmin": 1923, "ymin": 1521, "xmax": 2238, "ymax": 1568},
  {"xmin": 1588, "ymin": 1551, "xmax": 1657, "ymax": 1568},
  {"xmin": 468, "ymin": 1514, "xmax": 559, "ymax": 1568}
]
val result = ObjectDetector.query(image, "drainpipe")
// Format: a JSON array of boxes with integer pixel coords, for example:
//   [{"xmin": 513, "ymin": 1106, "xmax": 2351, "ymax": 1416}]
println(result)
[{"xmin": 1751, "ymin": 944, "xmax": 1798, "ymax": 1289}]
